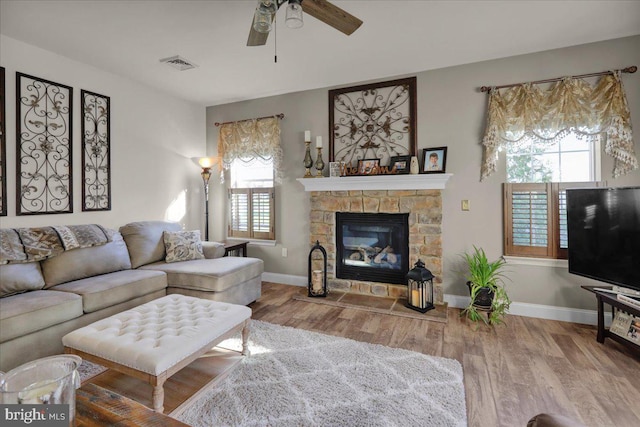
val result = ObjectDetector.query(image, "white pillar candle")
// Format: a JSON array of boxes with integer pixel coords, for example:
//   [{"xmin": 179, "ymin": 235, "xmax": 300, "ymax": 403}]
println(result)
[
  {"xmin": 304, "ymin": 130, "xmax": 311, "ymax": 141},
  {"xmin": 312, "ymin": 270, "xmax": 323, "ymax": 291},
  {"xmin": 316, "ymin": 136, "xmax": 323, "ymax": 148},
  {"xmin": 411, "ymin": 289, "xmax": 420, "ymax": 307}
]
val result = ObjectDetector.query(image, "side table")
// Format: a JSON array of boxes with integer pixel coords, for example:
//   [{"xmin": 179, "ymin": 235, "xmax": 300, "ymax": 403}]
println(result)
[
  {"xmin": 222, "ymin": 240, "xmax": 249, "ymax": 257},
  {"xmin": 581, "ymin": 285, "xmax": 640, "ymax": 353}
]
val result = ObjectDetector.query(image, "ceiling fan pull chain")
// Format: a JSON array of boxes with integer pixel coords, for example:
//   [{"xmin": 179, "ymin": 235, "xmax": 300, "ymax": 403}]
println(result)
[{"xmin": 274, "ymin": 12, "xmax": 278, "ymax": 63}]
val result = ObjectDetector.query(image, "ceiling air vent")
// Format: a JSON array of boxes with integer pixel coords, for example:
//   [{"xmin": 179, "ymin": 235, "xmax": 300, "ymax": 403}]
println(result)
[{"xmin": 159, "ymin": 55, "xmax": 198, "ymax": 71}]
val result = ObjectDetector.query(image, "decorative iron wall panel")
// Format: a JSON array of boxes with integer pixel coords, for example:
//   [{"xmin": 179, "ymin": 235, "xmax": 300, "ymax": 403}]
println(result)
[
  {"xmin": 0, "ymin": 67, "xmax": 6, "ymax": 216},
  {"xmin": 16, "ymin": 73, "xmax": 73, "ymax": 215},
  {"xmin": 81, "ymin": 90, "xmax": 111, "ymax": 211},
  {"xmin": 329, "ymin": 77, "xmax": 417, "ymax": 167}
]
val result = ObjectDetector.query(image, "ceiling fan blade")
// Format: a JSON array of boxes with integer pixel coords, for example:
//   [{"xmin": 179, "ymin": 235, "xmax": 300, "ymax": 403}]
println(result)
[
  {"xmin": 301, "ymin": 0, "xmax": 363, "ymax": 36},
  {"xmin": 247, "ymin": 23, "xmax": 270, "ymax": 46}
]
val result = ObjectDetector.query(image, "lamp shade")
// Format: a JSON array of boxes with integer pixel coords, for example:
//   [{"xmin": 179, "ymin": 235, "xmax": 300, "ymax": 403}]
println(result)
[
  {"xmin": 191, "ymin": 157, "xmax": 218, "ymax": 169},
  {"xmin": 253, "ymin": 0, "xmax": 276, "ymax": 33},
  {"xmin": 285, "ymin": 0, "xmax": 304, "ymax": 29}
]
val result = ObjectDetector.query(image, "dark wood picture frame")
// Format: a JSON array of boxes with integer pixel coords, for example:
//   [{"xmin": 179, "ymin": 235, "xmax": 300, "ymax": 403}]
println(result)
[
  {"xmin": 389, "ymin": 155, "xmax": 411, "ymax": 174},
  {"xmin": 16, "ymin": 73, "xmax": 73, "ymax": 215},
  {"xmin": 81, "ymin": 90, "xmax": 111, "ymax": 211},
  {"xmin": 421, "ymin": 147, "xmax": 447, "ymax": 174},
  {"xmin": 329, "ymin": 77, "xmax": 417, "ymax": 168},
  {"xmin": 357, "ymin": 158, "xmax": 380, "ymax": 175},
  {"xmin": 0, "ymin": 67, "xmax": 6, "ymax": 216}
]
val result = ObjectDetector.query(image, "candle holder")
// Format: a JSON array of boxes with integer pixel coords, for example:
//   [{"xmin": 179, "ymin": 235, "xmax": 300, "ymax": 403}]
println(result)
[
  {"xmin": 406, "ymin": 259, "xmax": 435, "ymax": 313},
  {"xmin": 303, "ymin": 140, "xmax": 313, "ymax": 178},
  {"xmin": 315, "ymin": 147, "xmax": 325, "ymax": 178},
  {"xmin": 308, "ymin": 240, "xmax": 328, "ymax": 297}
]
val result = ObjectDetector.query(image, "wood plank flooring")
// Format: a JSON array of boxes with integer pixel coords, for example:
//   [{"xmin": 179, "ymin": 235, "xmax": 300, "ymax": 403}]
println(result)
[{"xmin": 250, "ymin": 283, "xmax": 640, "ymax": 427}]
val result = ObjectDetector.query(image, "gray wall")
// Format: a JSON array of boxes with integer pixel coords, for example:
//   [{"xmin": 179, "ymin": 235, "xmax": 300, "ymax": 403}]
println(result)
[
  {"xmin": 1, "ymin": 35, "xmax": 206, "ymax": 232},
  {"xmin": 207, "ymin": 35, "xmax": 640, "ymax": 311}
]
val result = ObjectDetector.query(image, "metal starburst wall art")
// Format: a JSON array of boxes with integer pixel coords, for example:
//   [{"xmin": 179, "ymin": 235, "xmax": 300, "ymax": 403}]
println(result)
[{"xmin": 329, "ymin": 77, "xmax": 417, "ymax": 168}]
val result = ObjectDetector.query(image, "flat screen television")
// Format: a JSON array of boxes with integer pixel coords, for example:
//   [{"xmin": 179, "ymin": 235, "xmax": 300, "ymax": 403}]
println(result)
[{"xmin": 566, "ymin": 186, "xmax": 640, "ymax": 292}]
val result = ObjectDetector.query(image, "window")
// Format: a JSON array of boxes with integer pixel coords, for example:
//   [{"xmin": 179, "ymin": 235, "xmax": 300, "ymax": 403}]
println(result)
[
  {"xmin": 506, "ymin": 135, "xmax": 596, "ymax": 183},
  {"xmin": 504, "ymin": 133, "xmax": 600, "ymax": 259},
  {"xmin": 228, "ymin": 158, "xmax": 275, "ymax": 240}
]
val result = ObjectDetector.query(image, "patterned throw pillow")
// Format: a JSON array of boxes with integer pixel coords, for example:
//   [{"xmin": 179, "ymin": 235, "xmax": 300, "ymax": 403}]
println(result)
[
  {"xmin": 0, "ymin": 229, "xmax": 27, "ymax": 264},
  {"xmin": 17, "ymin": 227, "xmax": 64, "ymax": 261},
  {"xmin": 163, "ymin": 230, "xmax": 205, "ymax": 263}
]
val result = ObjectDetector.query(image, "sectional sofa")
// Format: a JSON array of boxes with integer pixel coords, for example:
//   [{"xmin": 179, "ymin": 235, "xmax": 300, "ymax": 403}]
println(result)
[{"xmin": 0, "ymin": 220, "xmax": 263, "ymax": 372}]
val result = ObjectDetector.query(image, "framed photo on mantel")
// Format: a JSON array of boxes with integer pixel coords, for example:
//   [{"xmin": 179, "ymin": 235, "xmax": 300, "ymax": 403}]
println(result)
[
  {"xmin": 389, "ymin": 155, "xmax": 411, "ymax": 174},
  {"xmin": 329, "ymin": 77, "xmax": 417, "ymax": 168},
  {"xmin": 421, "ymin": 147, "xmax": 447, "ymax": 174}
]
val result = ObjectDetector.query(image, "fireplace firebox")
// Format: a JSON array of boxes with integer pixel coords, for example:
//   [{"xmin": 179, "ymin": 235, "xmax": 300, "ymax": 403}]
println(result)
[{"xmin": 336, "ymin": 212, "xmax": 409, "ymax": 285}]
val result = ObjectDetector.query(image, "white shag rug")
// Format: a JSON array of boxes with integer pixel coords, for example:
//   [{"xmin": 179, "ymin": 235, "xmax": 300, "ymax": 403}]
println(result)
[{"xmin": 80, "ymin": 321, "xmax": 467, "ymax": 426}]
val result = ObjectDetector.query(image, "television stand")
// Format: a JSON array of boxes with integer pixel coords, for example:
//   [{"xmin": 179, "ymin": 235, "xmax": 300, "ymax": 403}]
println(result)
[{"xmin": 582, "ymin": 285, "xmax": 640, "ymax": 353}]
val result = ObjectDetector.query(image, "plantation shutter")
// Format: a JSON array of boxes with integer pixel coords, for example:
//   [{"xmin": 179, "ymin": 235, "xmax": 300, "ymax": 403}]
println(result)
[
  {"xmin": 504, "ymin": 182, "xmax": 601, "ymax": 259},
  {"xmin": 229, "ymin": 188, "xmax": 275, "ymax": 240},
  {"xmin": 251, "ymin": 188, "xmax": 275, "ymax": 240},
  {"xmin": 504, "ymin": 183, "xmax": 553, "ymax": 257},
  {"xmin": 229, "ymin": 189, "xmax": 250, "ymax": 238}
]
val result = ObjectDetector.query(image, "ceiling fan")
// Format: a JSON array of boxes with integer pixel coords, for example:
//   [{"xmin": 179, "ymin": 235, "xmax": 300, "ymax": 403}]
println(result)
[{"xmin": 247, "ymin": 0, "xmax": 363, "ymax": 47}]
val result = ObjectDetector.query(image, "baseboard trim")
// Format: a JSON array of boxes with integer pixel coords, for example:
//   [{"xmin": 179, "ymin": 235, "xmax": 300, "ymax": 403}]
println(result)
[
  {"xmin": 262, "ymin": 272, "xmax": 306, "ymax": 287},
  {"xmin": 444, "ymin": 294, "xmax": 610, "ymax": 326},
  {"xmin": 263, "ymin": 273, "xmax": 609, "ymax": 326}
]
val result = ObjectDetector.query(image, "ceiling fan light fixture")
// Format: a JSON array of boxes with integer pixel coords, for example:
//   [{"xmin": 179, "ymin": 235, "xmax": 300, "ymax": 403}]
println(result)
[
  {"xmin": 253, "ymin": 0, "xmax": 276, "ymax": 33},
  {"xmin": 285, "ymin": 0, "xmax": 304, "ymax": 29}
]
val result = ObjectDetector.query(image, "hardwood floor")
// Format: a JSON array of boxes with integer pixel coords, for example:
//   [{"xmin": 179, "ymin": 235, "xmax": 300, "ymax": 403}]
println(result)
[{"xmin": 250, "ymin": 283, "xmax": 640, "ymax": 427}]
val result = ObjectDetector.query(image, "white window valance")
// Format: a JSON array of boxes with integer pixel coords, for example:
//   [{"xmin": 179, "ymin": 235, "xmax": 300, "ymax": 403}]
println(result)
[
  {"xmin": 481, "ymin": 71, "xmax": 638, "ymax": 181},
  {"xmin": 218, "ymin": 117, "xmax": 283, "ymax": 182}
]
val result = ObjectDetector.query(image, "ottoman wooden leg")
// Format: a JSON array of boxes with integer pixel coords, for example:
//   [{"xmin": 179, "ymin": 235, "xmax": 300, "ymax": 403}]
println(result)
[
  {"xmin": 241, "ymin": 320, "xmax": 251, "ymax": 356},
  {"xmin": 152, "ymin": 377, "xmax": 166, "ymax": 413}
]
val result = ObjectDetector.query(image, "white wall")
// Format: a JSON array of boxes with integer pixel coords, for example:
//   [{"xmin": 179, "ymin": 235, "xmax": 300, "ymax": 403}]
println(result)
[
  {"xmin": 0, "ymin": 35, "xmax": 206, "ymax": 231},
  {"xmin": 207, "ymin": 35, "xmax": 640, "ymax": 311}
]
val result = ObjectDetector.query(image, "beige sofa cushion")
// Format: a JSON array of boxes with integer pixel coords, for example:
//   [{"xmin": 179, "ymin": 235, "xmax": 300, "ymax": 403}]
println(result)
[
  {"xmin": 140, "ymin": 257, "xmax": 263, "ymax": 293},
  {"xmin": 120, "ymin": 221, "xmax": 182, "ymax": 268},
  {"xmin": 0, "ymin": 262, "xmax": 45, "ymax": 297},
  {"xmin": 41, "ymin": 231, "xmax": 132, "ymax": 288},
  {"xmin": 0, "ymin": 290, "xmax": 83, "ymax": 343},
  {"xmin": 51, "ymin": 270, "xmax": 167, "ymax": 313}
]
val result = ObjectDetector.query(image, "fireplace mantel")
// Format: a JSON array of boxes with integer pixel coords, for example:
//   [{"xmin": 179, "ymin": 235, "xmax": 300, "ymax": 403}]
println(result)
[{"xmin": 297, "ymin": 174, "xmax": 453, "ymax": 192}]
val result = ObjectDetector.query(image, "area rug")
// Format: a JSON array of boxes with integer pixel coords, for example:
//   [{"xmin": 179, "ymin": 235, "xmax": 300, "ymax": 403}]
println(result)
[{"xmin": 79, "ymin": 320, "xmax": 467, "ymax": 426}]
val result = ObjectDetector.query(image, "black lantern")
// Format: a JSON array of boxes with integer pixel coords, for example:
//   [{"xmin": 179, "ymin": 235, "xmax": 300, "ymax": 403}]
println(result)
[
  {"xmin": 406, "ymin": 259, "xmax": 435, "ymax": 312},
  {"xmin": 308, "ymin": 240, "xmax": 328, "ymax": 297}
]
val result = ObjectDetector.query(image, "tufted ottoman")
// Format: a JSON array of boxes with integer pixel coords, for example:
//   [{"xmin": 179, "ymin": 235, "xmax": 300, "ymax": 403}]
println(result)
[{"xmin": 62, "ymin": 294, "xmax": 251, "ymax": 413}]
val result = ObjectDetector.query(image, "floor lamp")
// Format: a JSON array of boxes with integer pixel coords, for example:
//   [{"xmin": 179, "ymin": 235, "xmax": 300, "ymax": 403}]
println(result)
[{"xmin": 193, "ymin": 157, "xmax": 217, "ymax": 241}]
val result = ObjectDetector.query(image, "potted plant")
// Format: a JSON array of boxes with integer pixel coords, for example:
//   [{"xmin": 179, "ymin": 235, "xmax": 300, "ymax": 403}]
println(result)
[{"xmin": 461, "ymin": 246, "xmax": 511, "ymax": 325}]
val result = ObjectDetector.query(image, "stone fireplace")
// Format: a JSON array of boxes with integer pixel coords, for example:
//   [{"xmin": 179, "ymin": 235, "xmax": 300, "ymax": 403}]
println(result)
[{"xmin": 308, "ymin": 188, "xmax": 444, "ymax": 304}]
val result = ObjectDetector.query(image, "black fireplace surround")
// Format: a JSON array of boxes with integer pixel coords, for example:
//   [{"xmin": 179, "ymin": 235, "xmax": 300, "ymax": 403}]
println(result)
[{"xmin": 336, "ymin": 212, "xmax": 410, "ymax": 285}]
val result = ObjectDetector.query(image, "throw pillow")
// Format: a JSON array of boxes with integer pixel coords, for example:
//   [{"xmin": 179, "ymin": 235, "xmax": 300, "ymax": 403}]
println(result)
[
  {"xmin": 0, "ymin": 229, "xmax": 27, "ymax": 264},
  {"xmin": 163, "ymin": 230, "xmax": 205, "ymax": 263}
]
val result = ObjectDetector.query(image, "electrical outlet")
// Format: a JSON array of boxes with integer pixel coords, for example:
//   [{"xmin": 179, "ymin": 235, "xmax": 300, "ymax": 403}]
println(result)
[
  {"xmin": 282, "ymin": 247, "xmax": 288, "ymax": 257},
  {"xmin": 461, "ymin": 200, "xmax": 470, "ymax": 211}
]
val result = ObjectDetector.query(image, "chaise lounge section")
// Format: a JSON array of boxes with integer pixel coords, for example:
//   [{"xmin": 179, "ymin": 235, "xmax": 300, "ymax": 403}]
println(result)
[{"xmin": 121, "ymin": 221, "xmax": 263, "ymax": 306}]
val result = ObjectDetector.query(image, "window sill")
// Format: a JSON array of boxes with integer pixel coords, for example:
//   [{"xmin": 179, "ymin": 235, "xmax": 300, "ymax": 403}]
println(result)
[
  {"xmin": 503, "ymin": 256, "xmax": 568, "ymax": 268},
  {"xmin": 225, "ymin": 238, "xmax": 276, "ymax": 247}
]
